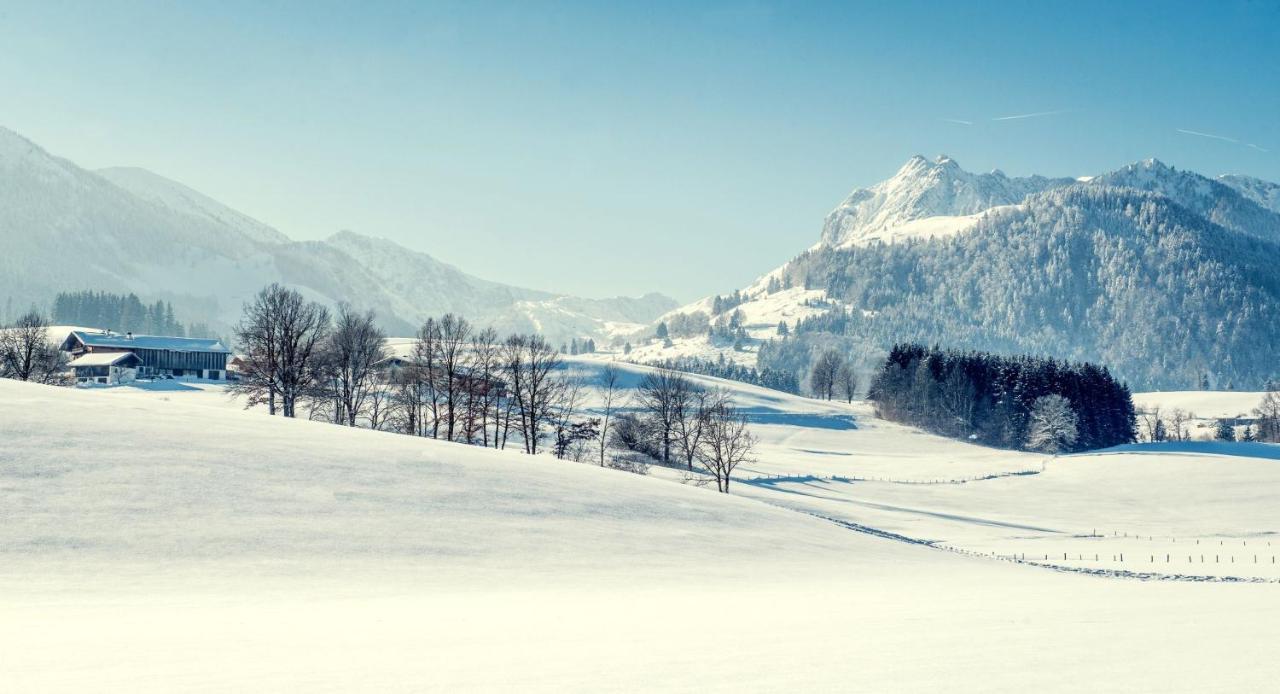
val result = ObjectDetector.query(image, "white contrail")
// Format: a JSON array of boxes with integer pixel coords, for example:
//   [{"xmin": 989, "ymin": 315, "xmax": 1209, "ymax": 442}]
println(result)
[
  {"xmin": 1246, "ymin": 143, "xmax": 1270, "ymax": 153},
  {"xmin": 940, "ymin": 118, "xmax": 974, "ymax": 125},
  {"xmin": 992, "ymin": 110, "xmax": 1065, "ymax": 121},
  {"xmin": 1176, "ymin": 128, "xmax": 1239, "ymax": 143}
]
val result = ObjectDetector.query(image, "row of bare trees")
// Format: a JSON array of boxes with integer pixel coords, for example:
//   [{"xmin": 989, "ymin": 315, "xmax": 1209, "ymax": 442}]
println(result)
[
  {"xmin": 1139, "ymin": 383, "xmax": 1280, "ymax": 444},
  {"xmin": 614, "ymin": 368, "xmax": 756, "ymax": 493},
  {"xmin": 393, "ymin": 319, "xmax": 585, "ymax": 455},
  {"xmin": 809, "ymin": 349, "xmax": 857, "ymax": 402},
  {"xmin": 231, "ymin": 284, "xmax": 594, "ymax": 456},
  {"xmin": 0, "ymin": 310, "xmax": 66, "ymax": 384},
  {"xmin": 1138, "ymin": 406, "xmax": 1196, "ymax": 443},
  {"xmin": 232, "ymin": 284, "xmax": 335, "ymax": 418},
  {"xmin": 231, "ymin": 285, "xmax": 755, "ymax": 489}
]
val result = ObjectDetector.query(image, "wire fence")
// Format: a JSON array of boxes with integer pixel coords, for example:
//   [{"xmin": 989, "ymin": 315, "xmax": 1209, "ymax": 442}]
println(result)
[{"xmin": 743, "ymin": 461, "xmax": 1047, "ymax": 486}]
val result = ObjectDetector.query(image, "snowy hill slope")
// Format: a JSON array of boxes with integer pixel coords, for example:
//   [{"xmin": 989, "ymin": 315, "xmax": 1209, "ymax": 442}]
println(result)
[
  {"xmin": 1220, "ymin": 173, "xmax": 1280, "ymax": 215},
  {"xmin": 327, "ymin": 231, "xmax": 675, "ymax": 340},
  {"xmin": 96, "ymin": 166, "xmax": 291, "ymax": 246},
  {"xmin": 1131, "ymin": 390, "xmax": 1268, "ymax": 420},
  {"xmin": 5, "ymin": 376, "xmax": 1280, "ymax": 691},
  {"xmin": 0, "ymin": 126, "xmax": 673, "ymax": 343}
]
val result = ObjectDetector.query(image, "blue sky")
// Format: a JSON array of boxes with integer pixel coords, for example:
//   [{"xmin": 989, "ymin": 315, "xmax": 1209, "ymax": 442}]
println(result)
[{"xmin": 2, "ymin": 1, "xmax": 1277, "ymax": 301}]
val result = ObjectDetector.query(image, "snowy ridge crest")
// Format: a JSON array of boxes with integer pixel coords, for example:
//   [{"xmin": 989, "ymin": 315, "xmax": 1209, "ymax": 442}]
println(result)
[{"xmin": 819, "ymin": 155, "xmax": 1073, "ymax": 248}]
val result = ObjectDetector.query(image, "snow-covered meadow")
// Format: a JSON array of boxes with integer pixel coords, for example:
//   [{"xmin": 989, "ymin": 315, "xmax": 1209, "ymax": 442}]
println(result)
[{"xmin": 3, "ymin": 365, "xmax": 1280, "ymax": 692}]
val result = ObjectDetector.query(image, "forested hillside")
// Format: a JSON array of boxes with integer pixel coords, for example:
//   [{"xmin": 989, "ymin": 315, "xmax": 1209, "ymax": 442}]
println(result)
[{"xmin": 770, "ymin": 186, "xmax": 1280, "ymax": 390}]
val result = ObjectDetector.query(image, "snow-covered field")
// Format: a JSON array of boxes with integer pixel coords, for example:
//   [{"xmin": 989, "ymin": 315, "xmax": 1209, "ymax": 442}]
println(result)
[
  {"xmin": 1132, "ymin": 390, "xmax": 1267, "ymax": 419},
  {"xmin": 3, "ymin": 371, "xmax": 1280, "ymax": 692}
]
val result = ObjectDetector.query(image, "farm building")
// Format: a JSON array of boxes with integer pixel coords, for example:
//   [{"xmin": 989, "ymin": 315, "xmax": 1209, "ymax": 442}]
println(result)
[
  {"xmin": 67, "ymin": 351, "xmax": 143, "ymax": 385},
  {"xmin": 60, "ymin": 330, "xmax": 232, "ymax": 380}
]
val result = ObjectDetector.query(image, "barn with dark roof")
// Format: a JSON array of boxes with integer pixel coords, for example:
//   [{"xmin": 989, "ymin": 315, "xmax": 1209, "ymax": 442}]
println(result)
[{"xmin": 60, "ymin": 330, "xmax": 232, "ymax": 381}]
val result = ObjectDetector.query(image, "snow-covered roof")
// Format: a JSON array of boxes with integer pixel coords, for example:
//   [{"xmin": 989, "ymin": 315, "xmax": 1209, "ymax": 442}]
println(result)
[
  {"xmin": 66, "ymin": 331, "xmax": 231, "ymax": 354},
  {"xmin": 67, "ymin": 352, "xmax": 141, "ymax": 367}
]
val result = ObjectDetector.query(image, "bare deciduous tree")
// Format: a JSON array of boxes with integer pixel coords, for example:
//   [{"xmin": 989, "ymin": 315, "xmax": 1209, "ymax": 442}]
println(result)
[
  {"xmin": 470, "ymin": 327, "xmax": 502, "ymax": 447},
  {"xmin": 1255, "ymin": 384, "xmax": 1280, "ymax": 443},
  {"xmin": 697, "ymin": 401, "xmax": 756, "ymax": 493},
  {"xmin": 810, "ymin": 349, "xmax": 844, "ymax": 400},
  {"xmin": 1140, "ymin": 406, "xmax": 1167, "ymax": 443},
  {"xmin": 503, "ymin": 334, "xmax": 564, "ymax": 455},
  {"xmin": 1167, "ymin": 408, "xmax": 1192, "ymax": 442},
  {"xmin": 550, "ymin": 373, "xmax": 587, "ymax": 459},
  {"xmin": 434, "ymin": 314, "xmax": 472, "ymax": 442},
  {"xmin": 325, "ymin": 304, "xmax": 388, "ymax": 427},
  {"xmin": 674, "ymin": 387, "xmax": 729, "ymax": 471},
  {"xmin": 0, "ymin": 310, "xmax": 65, "ymax": 384},
  {"xmin": 836, "ymin": 363, "xmax": 858, "ymax": 403},
  {"xmin": 365, "ymin": 387, "xmax": 395, "ymax": 431},
  {"xmin": 635, "ymin": 368, "xmax": 693, "ymax": 465},
  {"xmin": 596, "ymin": 362, "xmax": 624, "ymax": 466},
  {"xmin": 414, "ymin": 319, "xmax": 444, "ymax": 438},
  {"xmin": 232, "ymin": 284, "xmax": 331, "ymax": 418}
]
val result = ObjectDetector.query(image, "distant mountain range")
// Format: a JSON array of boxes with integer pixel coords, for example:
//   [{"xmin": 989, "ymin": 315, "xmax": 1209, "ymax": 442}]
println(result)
[
  {"xmin": 0, "ymin": 127, "xmax": 675, "ymax": 342},
  {"xmin": 659, "ymin": 155, "xmax": 1280, "ymax": 390}
]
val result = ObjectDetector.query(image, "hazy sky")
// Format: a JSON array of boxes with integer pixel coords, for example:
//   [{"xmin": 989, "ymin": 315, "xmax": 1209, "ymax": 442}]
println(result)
[{"xmin": 2, "ymin": 1, "xmax": 1278, "ymax": 301}]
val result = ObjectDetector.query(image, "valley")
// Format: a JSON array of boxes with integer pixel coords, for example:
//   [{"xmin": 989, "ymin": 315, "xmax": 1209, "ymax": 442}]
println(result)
[{"xmin": 2, "ymin": 365, "xmax": 1278, "ymax": 691}]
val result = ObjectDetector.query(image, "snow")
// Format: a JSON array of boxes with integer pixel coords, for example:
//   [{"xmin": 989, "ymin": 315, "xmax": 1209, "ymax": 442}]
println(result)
[
  {"xmin": 66, "ymin": 352, "xmax": 137, "ymax": 367},
  {"xmin": 819, "ymin": 154, "xmax": 1071, "ymax": 248},
  {"xmin": 67, "ymin": 330, "xmax": 232, "ymax": 353},
  {"xmin": 1220, "ymin": 173, "xmax": 1280, "ymax": 214},
  {"xmin": 1132, "ymin": 390, "xmax": 1267, "ymax": 419},
  {"xmin": 621, "ymin": 335, "xmax": 761, "ymax": 367},
  {"xmin": 835, "ymin": 205, "xmax": 1021, "ymax": 248},
  {"xmin": 627, "ymin": 284, "xmax": 832, "ymax": 367},
  {"xmin": 5, "ymin": 361, "xmax": 1280, "ymax": 691}
]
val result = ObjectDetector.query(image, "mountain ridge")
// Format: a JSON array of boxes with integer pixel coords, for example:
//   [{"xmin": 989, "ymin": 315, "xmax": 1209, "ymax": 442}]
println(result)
[
  {"xmin": 0, "ymin": 126, "xmax": 676, "ymax": 342},
  {"xmin": 653, "ymin": 155, "xmax": 1280, "ymax": 389}
]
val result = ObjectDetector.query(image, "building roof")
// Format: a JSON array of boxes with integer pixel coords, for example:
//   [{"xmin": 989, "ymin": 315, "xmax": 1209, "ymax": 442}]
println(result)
[
  {"xmin": 64, "ymin": 331, "xmax": 231, "ymax": 354},
  {"xmin": 67, "ymin": 351, "xmax": 142, "ymax": 367}
]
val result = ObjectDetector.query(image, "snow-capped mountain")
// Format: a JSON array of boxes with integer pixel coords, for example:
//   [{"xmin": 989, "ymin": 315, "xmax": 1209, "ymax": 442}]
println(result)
[
  {"xmin": 0, "ymin": 126, "xmax": 675, "ymax": 342},
  {"xmin": 819, "ymin": 155, "xmax": 1073, "ymax": 247},
  {"xmin": 652, "ymin": 155, "xmax": 1280, "ymax": 389},
  {"xmin": 325, "ymin": 230, "xmax": 675, "ymax": 340},
  {"xmin": 1219, "ymin": 173, "xmax": 1280, "ymax": 216},
  {"xmin": 1093, "ymin": 158, "xmax": 1280, "ymax": 242}
]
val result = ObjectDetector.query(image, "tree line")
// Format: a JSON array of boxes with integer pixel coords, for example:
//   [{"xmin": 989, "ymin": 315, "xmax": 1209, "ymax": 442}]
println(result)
[
  {"xmin": 230, "ymin": 284, "xmax": 600, "ymax": 458},
  {"xmin": 867, "ymin": 343, "xmax": 1136, "ymax": 453},
  {"xmin": 641, "ymin": 355, "xmax": 799, "ymax": 394},
  {"xmin": 610, "ymin": 368, "xmax": 757, "ymax": 493},
  {"xmin": 228, "ymin": 283, "xmax": 762, "ymax": 492},
  {"xmin": 52, "ymin": 291, "xmax": 215, "ymax": 338}
]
